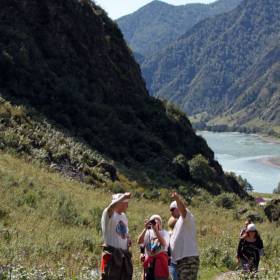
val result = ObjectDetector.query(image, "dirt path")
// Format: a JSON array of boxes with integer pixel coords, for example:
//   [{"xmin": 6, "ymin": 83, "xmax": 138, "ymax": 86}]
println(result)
[
  {"xmin": 214, "ymin": 271, "xmax": 239, "ymax": 280},
  {"xmin": 215, "ymin": 268, "xmax": 267, "ymax": 280}
]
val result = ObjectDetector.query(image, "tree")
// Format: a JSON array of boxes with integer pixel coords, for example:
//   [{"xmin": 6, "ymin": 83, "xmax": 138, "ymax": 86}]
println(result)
[
  {"xmin": 227, "ymin": 172, "xmax": 254, "ymax": 192},
  {"xmin": 273, "ymin": 182, "xmax": 280, "ymax": 194},
  {"xmin": 189, "ymin": 154, "xmax": 215, "ymax": 183},
  {"xmin": 237, "ymin": 175, "xmax": 254, "ymax": 192}
]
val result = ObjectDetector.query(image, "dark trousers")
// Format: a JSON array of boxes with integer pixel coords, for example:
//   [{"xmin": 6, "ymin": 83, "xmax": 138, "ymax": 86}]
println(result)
[{"xmin": 101, "ymin": 246, "xmax": 133, "ymax": 280}]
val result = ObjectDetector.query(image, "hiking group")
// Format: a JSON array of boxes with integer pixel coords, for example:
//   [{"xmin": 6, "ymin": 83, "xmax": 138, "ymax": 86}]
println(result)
[{"xmin": 99, "ymin": 193, "xmax": 264, "ymax": 280}]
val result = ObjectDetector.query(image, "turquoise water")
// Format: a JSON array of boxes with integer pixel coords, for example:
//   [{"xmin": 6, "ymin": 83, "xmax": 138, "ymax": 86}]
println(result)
[{"xmin": 199, "ymin": 131, "xmax": 280, "ymax": 193}]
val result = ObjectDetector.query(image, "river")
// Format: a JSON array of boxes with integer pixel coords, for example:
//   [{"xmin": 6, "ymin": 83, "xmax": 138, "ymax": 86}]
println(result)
[{"xmin": 199, "ymin": 131, "xmax": 280, "ymax": 193}]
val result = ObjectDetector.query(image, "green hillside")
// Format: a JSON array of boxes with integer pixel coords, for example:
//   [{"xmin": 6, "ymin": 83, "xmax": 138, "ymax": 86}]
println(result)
[
  {"xmin": 117, "ymin": 0, "xmax": 242, "ymax": 59},
  {"xmin": 142, "ymin": 0, "xmax": 280, "ymax": 136},
  {"xmin": 0, "ymin": 150, "xmax": 279, "ymax": 279}
]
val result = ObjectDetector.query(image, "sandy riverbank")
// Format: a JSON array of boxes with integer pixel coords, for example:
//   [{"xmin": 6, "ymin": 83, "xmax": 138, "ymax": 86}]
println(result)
[
  {"xmin": 261, "ymin": 157, "xmax": 280, "ymax": 169},
  {"xmin": 258, "ymin": 135, "xmax": 280, "ymax": 168},
  {"xmin": 260, "ymin": 134, "xmax": 280, "ymax": 144}
]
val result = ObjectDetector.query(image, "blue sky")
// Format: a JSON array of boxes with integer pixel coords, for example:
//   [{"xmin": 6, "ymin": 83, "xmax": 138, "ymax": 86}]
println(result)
[{"xmin": 95, "ymin": 0, "xmax": 216, "ymax": 19}]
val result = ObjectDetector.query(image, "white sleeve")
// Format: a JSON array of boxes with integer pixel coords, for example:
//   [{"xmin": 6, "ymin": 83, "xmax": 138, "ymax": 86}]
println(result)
[
  {"xmin": 143, "ymin": 230, "xmax": 150, "ymax": 246},
  {"xmin": 101, "ymin": 207, "xmax": 110, "ymax": 240},
  {"xmin": 163, "ymin": 230, "xmax": 170, "ymax": 250},
  {"xmin": 182, "ymin": 209, "xmax": 192, "ymax": 223}
]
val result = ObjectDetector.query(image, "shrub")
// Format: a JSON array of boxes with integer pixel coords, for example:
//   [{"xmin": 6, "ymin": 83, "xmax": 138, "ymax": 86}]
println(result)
[
  {"xmin": 0, "ymin": 207, "xmax": 8, "ymax": 219},
  {"xmin": 247, "ymin": 211, "xmax": 264, "ymax": 223},
  {"xmin": 221, "ymin": 251, "xmax": 236, "ymax": 270},
  {"xmin": 89, "ymin": 207, "xmax": 103, "ymax": 233},
  {"xmin": 17, "ymin": 190, "xmax": 39, "ymax": 209},
  {"xmin": 190, "ymin": 189, "xmax": 212, "ymax": 207},
  {"xmin": 172, "ymin": 154, "xmax": 190, "ymax": 180},
  {"xmin": 56, "ymin": 195, "xmax": 80, "ymax": 225},
  {"xmin": 159, "ymin": 188, "xmax": 170, "ymax": 203},
  {"xmin": 273, "ymin": 182, "xmax": 280, "ymax": 194},
  {"xmin": 178, "ymin": 185, "xmax": 192, "ymax": 203},
  {"xmin": 228, "ymin": 172, "xmax": 254, "ymax": 192},
  {"xmin": 23, "ymin": 191, "xmax": 38, "ymax": 208},
  {"xmin": 215, "ymin": 193, "xmax": 237, "ymax": 209},
  {"xmin": 109, "ymin": 181, "xmax": 125, "ymax": 193},
  {"xmin": 264, "ymin": 200, "xmax": 280, "ymax": 222},
  {"xmin": 201, "ymin": 246, "xmax": 222, "ymax": 267},
  {"xmin": 189, "ymin": 154, "xmax": 215, "ymax": 183},
  {"xmin": 143, "ymin": 189, "xmax": 161, "ymax": 200}
]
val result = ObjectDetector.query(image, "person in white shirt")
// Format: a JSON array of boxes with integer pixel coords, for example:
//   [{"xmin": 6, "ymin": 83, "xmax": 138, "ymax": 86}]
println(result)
[
  {"xmin": 169, "ymin": 192, "xmax": 199, "ymax": 280},
  {"xmin": 137, "ymin": 214, "xmax": 170, "ymax": 280},
  {"xmin": 168, "ymin": 216, "xmax": 178, "ymax": 280},
  {"xmin": 100, "ymin": 192, "xmax": 133, "ymax": 280}
]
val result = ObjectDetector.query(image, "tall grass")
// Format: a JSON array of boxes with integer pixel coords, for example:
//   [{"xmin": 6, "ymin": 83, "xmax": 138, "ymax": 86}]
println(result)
[{"xmin": 0, "ymin": 151, "xmax": 279, "ymax": 279}]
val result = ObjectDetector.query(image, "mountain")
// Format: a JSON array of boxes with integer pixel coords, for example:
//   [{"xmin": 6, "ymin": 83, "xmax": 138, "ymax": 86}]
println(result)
[
  {"xmin": 0, "ymin": 0, "xmax": 247, "ymax": 195},
  {"xmin": 142, "ymin": 0, "xmax": 280, "ymax": 136},
  {"xmin": 117, "ymin": 0, "xmax": 242, "ymax": 58}
]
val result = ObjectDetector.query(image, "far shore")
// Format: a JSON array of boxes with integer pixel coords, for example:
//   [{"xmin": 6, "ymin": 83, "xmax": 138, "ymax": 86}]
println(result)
[
  {"xmin": 260, "ymin": 157, "xmax": 280, "ymax": 169},
  {"xmin": 259, "ymin": 134, "xmax": 280, "ymax": 145},
  {"xmin": 255, "ymin": 135, "xmax": 280, "ymax": 169},
  {"xmin": 199, "ymin": 130, "xmax": 280, "ymax": 169},
  {"xmin": 197, "ymin": 127, "xmax": 280, "ymax": 144}
]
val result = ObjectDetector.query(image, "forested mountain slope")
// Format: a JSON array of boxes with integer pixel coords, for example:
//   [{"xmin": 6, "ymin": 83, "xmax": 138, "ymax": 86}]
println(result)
[
  {"xmin": 142, "ymin": 0, "xmax": 280, "ymax": 135},
  {"xmin": 117, "ymin": 0, "xmax": 242, "ymax": 58}
]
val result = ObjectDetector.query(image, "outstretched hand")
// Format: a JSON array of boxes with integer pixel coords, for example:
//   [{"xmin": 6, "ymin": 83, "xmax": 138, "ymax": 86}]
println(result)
[
  {"xmin": 170, "ymin": 191, "xmax": 187, "ymax": 218},
  {"xmin": 123, "ymin": 192, "xmax": 132, "ymax": 200},
  {"xmin": 171, "ymin": 191, "xmax": 180, "ymax": 200},
  {"xmin": 144, "ymin": 219, "xmax": 150, "ymax": 229}
]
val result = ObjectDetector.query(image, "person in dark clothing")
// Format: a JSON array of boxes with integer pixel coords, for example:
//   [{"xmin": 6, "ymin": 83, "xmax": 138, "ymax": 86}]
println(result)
[{"xmin": 237, "ymin": 223, "xmax": 264, "ymax": 273}]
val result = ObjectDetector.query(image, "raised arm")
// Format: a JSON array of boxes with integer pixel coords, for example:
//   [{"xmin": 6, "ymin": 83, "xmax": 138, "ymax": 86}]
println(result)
[
  {"xmin": 107, "ymin": 192, "xmax": 131, "ymax": 217},
  {"xmin": 171, "ymin": 192, "xmax": 187, "ymax": 218},
  {"xmin": 152, "ymin": 224, "xmax": 167, "ymax": 247},
  {"xmin": 137, "ymin": 220, "xmax": 149, "ymax": 244}
]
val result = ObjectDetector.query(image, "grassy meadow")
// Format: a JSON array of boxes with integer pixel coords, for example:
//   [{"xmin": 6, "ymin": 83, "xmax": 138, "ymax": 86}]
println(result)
[{"xmin": 0, "ymin": 151, "xmax": 279, "ymax": 279}]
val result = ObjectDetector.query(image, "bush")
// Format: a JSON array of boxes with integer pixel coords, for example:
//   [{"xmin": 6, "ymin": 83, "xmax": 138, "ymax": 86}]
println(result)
[
  {"xmin": 109, "ymin": 181, "xmax": 125, "ymax": 193},
  {"xmin": 221, "ymin": 251, "xmax": 236, "ymax": 270},
  {"xmin": 215, "ymin": 193, "xmax": 237, "ymax": 209},
  {"xmin": 228, "ymin": 172, "xmax": 254, "ymax": 192},
  {"xmin": 246, "ymin": 211, "xmax": 264, "ymax": 223},
  {"xmin": 189, "ymin": 154, "xmax": 215, "ymax": 184},
  {"xmin": 17, "ymin": 190, "xmax": 39, "ymax": 209},
  {"xmin": 56, "ymin": 195, "xmax": 80, "ymax": 225},
  {"xmin": 172, "ymin": 154, "xmax": 190, "ymax": 180},
  {"xmin": 201, "ymin": 246, "xmax": 222, "ymax": 266},
  {"xmin": 23, "ymin": 191, "xmax": 38, "ymax": 208},
  {"xmin": 0, "ymin": 208, "xmax": 8, "ymax": 219},
  {"xmin": 159, "ymin": 188, "xmax": 170, "ymax": 203},
  {"xmin": 143, "ymin": 189, "xmax": 161, "ymax": 200},
  {"xmin": 264, "ymin": 200, "xmax": 280, "ymax": 222},
  {"xmin": 89, "ymin": 207, "xmax": 103, "ymax": 233},
  {"xmin": 273, "ymin": 182, "xmax": 280, "ymax": 194}
]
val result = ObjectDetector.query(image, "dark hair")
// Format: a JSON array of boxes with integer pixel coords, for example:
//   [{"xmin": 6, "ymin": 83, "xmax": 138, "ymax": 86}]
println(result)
[{"xmin": 246, "ymin": 218, "xmax": 252, "ymax": 224}]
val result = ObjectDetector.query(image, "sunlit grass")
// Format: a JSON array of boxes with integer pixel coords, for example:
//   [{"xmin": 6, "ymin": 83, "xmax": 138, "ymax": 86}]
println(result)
[{"xmin": 0, "ymin": 151, "xmax": 279, "ymax": 279}]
